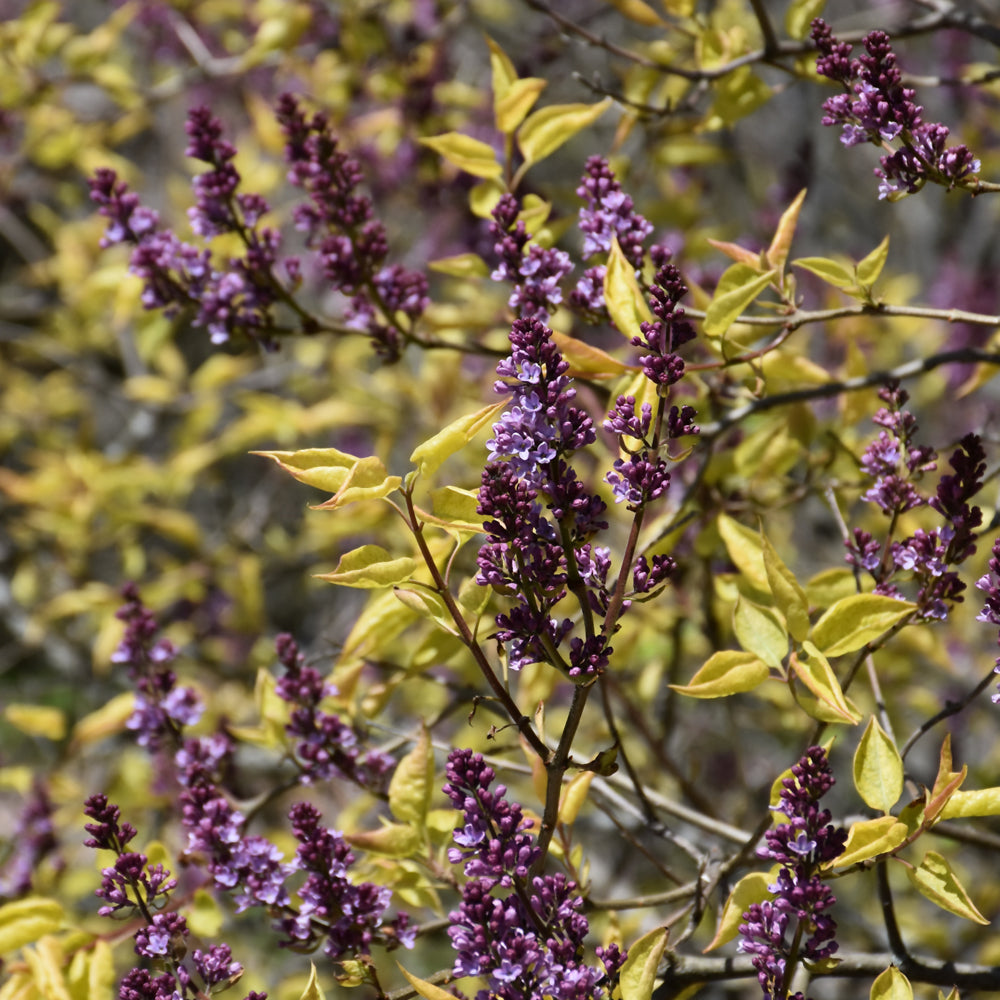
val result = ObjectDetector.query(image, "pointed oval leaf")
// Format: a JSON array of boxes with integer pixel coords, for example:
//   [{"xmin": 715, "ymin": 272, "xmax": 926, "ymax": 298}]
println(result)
[
  {"xmin": 786, "ymin": 0, "xmax": 826, "ymax": 40},
  {"xmin": 669, "ymin": 650, "xmax": 769, "ymax": 698},
  {"xmin": 551, "ymin": 331, "xmax": 631, "ymax": 380},
  {"xmin": 760, "ymin": 530, "xmax": 811, "ymax": 642},
  {"xmin": 486, "ymin": 36, "xmax": 517, "ymax": 97},
  {"xmin": 496, "ymin": 77, "xmax": 548, "ymax": 134},
  {"xmin": 517, "ymin": 99, "xmax": 612, "ymax": 166},
  {"xmin": 733, "ymin": 596, "xmax": 787, "ymax": 670},
  {"xmin": 939, "ymin": 787, "xmax": 1000, "ymax": 821},
  {"xmin": 790, "ymin": 642, "xmax": 861, "ymax": 724},
  {"xmin": 792, "ymin": 256, "xmax": 857, "ymax": 290},
  {"xmin": 418, "ymin": 132, "xmax": 501, "ymax": 178},
  {"xmin": 870, "ymin": 966, "xmax": 913, "ymax": 1000},
  {"xmin": 717, "ymin": 513, "xmax": 770, "ymax": 592},
  {"xmin": 298, "ymin": 964, "xmax": 326, "ymax": 1000},
  {"xmin": 607, "ymin": 0, "xmax": 665, "ymax": 25},
  {"xmin": 832, "ymin": 816, "xmax": 908, "ymax": 867},
  {"xmin": 856, "ymin": 235, "xmax": 890, "ymax": 288},
  {"xmin": 906, "ymin": 852, "xmax": 988, "ymax": 924},
  {"xmin": 0, "ymin": 898, "xmax": 64, "ymax": 955},
  {"xmin": 316, "ymin": 545, "xmax": 417, "ymax": 589},
  {"xmin": 703, "ymin": 264, "xmax": 776, "ymax": 337},
  {"xmin": 766, "ymin": 189, "xmax": 807, "ymax": 273},
  {"xmin": 88, "ymin": 939, "xmax": 115, "ymax": 1000},
  {"xmin": 254, "ymin": 449, "xmax": 401, "ymax": 509},
  {"xmin": 389, "ymin": 726, "xmax": 433, "ymax": 826},
  {"xmin": 346, "ymin": 823, "xmax": 422, "ymax": 858},
  {"xmin": 619, "ymin": 926, "xmax": 669, "ymax": 1000},
  {"xmin": 428, "ymin": 253, "xmax": 490, "ymax": 278},
  {"xmin": 604, "ymin": 236, "xmax": 654, "ymax": 341},
  {"xmin": 3, "ymin": 704, "xmax": 66, "ymax": 741},
  {"xmin": 706, "ymin": 238, "xmax": 761, "ymax": 268},
  {"xmin": 410, "ymin": 401, "xmax": 508, "ymax": 480},
  {"xmin": 704, "ymin": 872, "xmax": 772, "ymax": 951},
  {"xmin": 397, "ymin": 964, "xmax": 456, "ymax": 1000},
  {"xmin": 559, "ymin": 771, "xmax": 594, "ymax": 825},
  {"xmin": 854, "ymin": 716, "xmax": 904, "ymax": 813},
  {"xmin": 811, "ymin": 594, "xmax": 916, "ymax": 656}
]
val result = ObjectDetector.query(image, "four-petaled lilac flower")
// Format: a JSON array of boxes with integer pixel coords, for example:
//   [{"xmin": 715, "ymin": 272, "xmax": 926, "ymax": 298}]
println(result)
[
  {"xmin": 812, "ymin": 19, "xmax": 981, "ymax": 199},
  {"xmin": 739, "ymin": 746, "xmax": 846, "ymax": 1000}
]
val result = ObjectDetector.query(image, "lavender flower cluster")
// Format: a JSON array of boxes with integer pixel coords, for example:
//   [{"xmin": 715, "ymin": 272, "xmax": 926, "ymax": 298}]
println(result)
[
  {"xmin": 84, "ymin": 793, "xmax": 265, "ymax": 1000},
  {"xmin": 443, "ymin": 749, "xmax": 625, "ymax": 1000},
  {"xmin": 91, "ymin": 98, "xmax": 427, "ymax": 359},
  {"xmin": 975, "ymin": 538, "xmax": 1000, "ymax": 703},
  {"xmin": 847, "ymin": 383, "xmax": 985, "ymax": 619},
  {"xmin": 739, "ymin": 747, "xmax": 847, "ymax": 1000},
  {"xmin": 811, "ymin": 19, "xmax": 981, "ymax": 199}
]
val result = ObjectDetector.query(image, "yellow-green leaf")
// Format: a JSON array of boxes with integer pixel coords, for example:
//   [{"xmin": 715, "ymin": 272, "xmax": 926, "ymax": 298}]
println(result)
[
  {"xmin": 418, "ymin": 132, "xmax": 502, "ymax": 178},
  {"xmin": 619, "ymin": 926, "xmax": 668, "ymax": 1000},
  {"xmin": 253, "ymin": 448, "xmax": 401, "ymax": 509},
  {"xmin": 706, "ymin": 238, "xmax": 761, "ymax": 268},
  {"xmin": 811, "ymin": 594, "xmax": 916, "ymax": 656},
  {"xmin": 792, "ymin": 256, "xmax": 856, "ymax": 290},
  {"xmin": 704, "ymin": 872, "xmax": 772, "ymax": 951},
  {"xmin": 766, "ymin": 189, "xmax": 807, "ymax": 274},
  {"xmin": 410, "ymin": 401, "xmax": 507, "ymax": 480},
  {"xmin": 389, "ymin": 726, "xmax": 433, "ymax": 826},
  {"xmin": 856, "ymin": 235, "xmax": 890, "ymax": 288},
  {"xmin": 669, "ymin": 650, "xmax": 769, "ymax": 698},
  {"xmin": 606, "ymin": 0, "xmax": 665, "ymax": 26},
  {"xmin": 760, "ymin": 529, "xmax": 810, "ymax": 642},
  {"xmin": 790, "ymin": 642, "xmax": 862, "ymax": 724},
  {"xmin": 298, "ymin": 964, "xmax": 325, "ymax": 1000},
  {"xmin": 833, "ymin": 816, "xmax": 908, "ymax": 867},
  {"xmin": 496, "ymin": 77, "xmax": 548, "ymax": 135},
  {"xmin": 87, "ymin": 939, "xmax": 114, "ymax": 1000},
  {"xmin": 804, "ymin": 567, "xmax": 857, "ymax": 608},
  {"xmin": 925, "ymin": 732, "xmax": 967, "ymax": 824},
  {"xmin": 486, "ymin": 36, "xmax": 517, "ymax": 97},
  {"xmin": 412, "ymin": 486, "xmax": 485, "ymax": 536},
  {"xmin": 551, "ymin": 331, "xmax": 631, "ymax": 380},
  {"xmin": 854, "ymin": 716, "xmax": 904, "ymax": 813},
  {"xmin": 23, "ymin": 936, "xmax": 70, "ymax": 1000},
  {"xmin": 0, "ymin": 898, "xmax": 63, "ymax": 955},
  {"xmin": 517, "ymin": 99, "xmax": 612, "ymax": 166},
  {"xmin": 870, "ymin": 965, "xmax": 913, "ymax": 1000},
  {"xmin": 346, "ymin": 822, "xmax": 422, "ymax": 858},
  {"xmin": 906, "ymin": 852, "xmax": 988, "ymax": 924},
  {"xmin": 717, "ymin": 513, "xmax": 770, "ymax": 593},
  {"xmin": 703, "ymin": 264, "xmax": 776, "ymax": 337},
  {"xmin": 3, "ymin": 704, "xmax": 65, "ymax": 741},
  {"xmin": 559, "ymin": 771, "xmax": 594, "ymax": 825},
  {"xmin": 316, "ymin": 545, "xmax": 417, "ymax": 589},
  {"xmin": 69, "ymin": 691, "xmax": 135, "ymax": 747},
  {"xmin": 939, "ymin": 788, "xmax": 1000, "ymax": 820},
  {"xmin": 733, "ymin": 596, "xmax": 787, "ymax": 670},
  {"xmin": 397, "ymin": 965, "xmax": 456, "ymax": 1000},
  {"xmin": 428, "ymin": 253, "xmax": 490, "ymax": 278},
  {"xmin": 785, "ymin": 0, "xmax": 826, "ymax": 40},
  {"xmin": 186, "ymin": 889, "xmax": 224, "ymax": 937},
  {"xmin": 604, "ymin": 236, "xmax": 654, "ymax": 341}
]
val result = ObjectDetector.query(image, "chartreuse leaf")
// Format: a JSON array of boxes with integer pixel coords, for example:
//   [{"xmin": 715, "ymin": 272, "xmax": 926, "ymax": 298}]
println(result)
[
  {"xmin": 833, "ymin": 816, "xmax": 908, "ymax": 867},
  {"xmin": 486, "ymin": 35, "xmax": 517, "ymax": 94},
  {"xmin": 790, "ymin": 642, "xmax": 862, "ymax": 724},
  {"xmin": 606, "ymin": 0, "xmax": 665, "ymax": 26},
  {"xmin": 604, "ymin": 236, "xmax": 654, "ymax": 341},
  {"xmin": 409, "ymin": 401, "xmax": 507, "ymax": 481},
  {"xmin": 669, "ymin": 650, "xmax": 769, "ymax": 698},
  {"xmin": 397, "ymin": 964, "xmax": 456, "ymax": 1000},
  {"xmin": 23, "ymin": 935, "xmax": 70, "ymax": 1000},
  {"xmin": 786, "ymin": 0, "xmax": 826, "ymax": 40},
  {"xmin": 388, "ymin": 725, "xmax": 433, "ymax": 826},
  {"xmin": 870, "ymin": 965, "xmax": 913, "ymax": 1000},
  {"xmin": 253, "ymin": 449, "xmax": 401, "ymax": 509},
  {"xmin": 760, "ymin": 529, "xmax": 810, "ymax": 642},
  {"xmin": 0, "ymin": 898, "xmax": 63, "ymax": 954},
  {"xmin": 551, "ymin": 331, "xmax": 631, "ymax": 379},
  {"xmin": 517, "ymin": 98, "xmax": 612, "ymax": 166},
  {"xmin": 559, "ymin": 771, "xmax": 594, "ymax": 825},
  {"xmin": 733, "ymin": 596, "xmax": 787, "ymax": 670},
  {"xmin": 702, "ymin": 264, "xmax": 776, "ymax": 337},
  {"xmin": 619, "ymin": 926, "xmax": 668, "ymax": 1000},
  {"xmin": 811, "ymin": 594, "xmax": 916, "ymax": 657},
  {"xmin": 87, "ymin": 939, "xmax": 114, "ymax": 1000},
  {"xmin": 925, "ymin": 734, "xmax": 966, "ymax": 825},
  {"xmin": 939, "ymin": 788, "xmax": 1000, "ymax": 820},
  {"xmin": 856, "ymin": 235, "xmax": 890, "ymax": 288},
  {"xmin": 766, "ymin": 188, "xmax": 807, "ymax": 274},
  {"xmin": 316, "ymin": 545, "xmax": 416, "ymax": 589},
  {"xmin": 704, "ymin": 872, "xmax": 772, "ymax": 951},
  {"xmin": 298, "ymin": 964, "xmax": 325, "ymax": 1000},
  {"xmin": 792, "ymin": 256, "xmax": 856, "ymax": 290},
  {"xmin": 938, "ymin": 990, "xmax": 959, "ymax": 1000},
  {"xmin": 428, "ymin": 253, "xmax": 490, "ymax": 278},
  {"xmin": 906, "ymin": 852, "xmax": 988, "ymax": 924},
  {"xmin": 716, "ymin": 513, "xmax": 770, "ymax": 592},
  {"xmin": 497, "ymin": 79, "xmax": 548, "ymax": 135},
  {"xmin": 346, "ymin": 823, "xmax": 422, "ymax": 858},
  {"xmin": 3, "ymin": 704, "xmax": 66, "ymax": 740},
  {"xmin": 854, "ymin": 717, "xmax": 903, "ymax": 813},
  {"xmin": 187, "ymin": 888, "xmax": 224, "ymax": 937},
  {"xmin": 418, "ymin": 132, "xmax": 502, "ymax": 178},
  {"xmin": 413, "ymin": 486, "xmax": 484, "ymax": 537}
]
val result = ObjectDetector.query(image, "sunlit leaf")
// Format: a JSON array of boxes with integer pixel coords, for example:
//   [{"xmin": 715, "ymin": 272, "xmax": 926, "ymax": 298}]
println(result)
[
  {"xmin": 789, "ymin": 642, "xmax": 861, "ymax": 724},
  {"xmin": 832, "ymin": 816, "xmax": 908, "ymax": 867},
  {"xmin": 766, "ymin": 189, "xmax": 807, "ymax": 273},
  {"xmin": 702, "ymin": 264, "xmax": 776, "ymax": 337},
  {"xmin": 856, "ymin": 235, "xmax": 890, "ymax": 288},
  {"xmin": 397, "ymin": 965, "xmax": 456, "ymax": 1000},
  {"xmin": 517, "ymin": 99, "xmax": 612, "ymax": 166},
  {"xmin": 298, "ymin": 964, "xmax": 325, "ymax": 1000},
  {"xmin": 559, "ymin": 771, "xmax": 594, "ymax": 825},
  {"xmin": 870, "ymin": 965, "xmax": 913, "ymax": 1000},
  {"xmin": 0, "ymin": 898, "xmax": 63, "ymax": 955},
  {"xmin": 619, "ymin": 926, "xmax": 668, "ymax": 1000},
  {"xmin": 316, "ymin": 545, "xmax": 417, "ymax": 589},
  {"xmin": 704, "ymin": 872, "xmax": 771, "ymax": 951},
  {"xmin": 604, "ymin": 236, "xmax": 654, "ymax": 341},
  {"xmin": 733, "ymin": 596, "xmax": 787, "ymax": 670},
  {"xmin": 785, "ymin": 0, "xmax": 826, "ymax": 39},
  {"xmin": 811, "ymin": 594, "xmax": 916, "ymax": 656},
  {"xmin": 389, "ymin": 725, "xmax": 433, "ymax": 826},
  {"xmin": 760, "ymin": 529, "xmax": 810, "ymax": 642},
  {"xmin": 410, "ymin": 401, "xmax": 507, "ymax": 481},
  {"xmin": 906, "ymin": 852, "xmax": 988, "ymax": 924},
  {"xmin": 419, "ymin": 132, "xmax": 502, "ymax": 178},
  {"xmin": 669, "ymin": 650, "xmax": 770, "ymax": 698},
  {"xmin": 854, "ymin": 717, "xmax": 903, "ymax": 813}
]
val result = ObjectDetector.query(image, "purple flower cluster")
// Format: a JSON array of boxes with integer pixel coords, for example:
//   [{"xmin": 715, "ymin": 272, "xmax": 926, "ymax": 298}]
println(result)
[
  {"xmin": 812, "ymin": 19, "xmax": 981, "ymax": 199},
  {"xmin": 570, "ymin": 157, "xmax": 652, "ymax": 314},
  {"xmin": 277, "ymin": 801, "xmax": 413, "ymax": 959},
  {"xmin": 90, "ymin": 105, "xmax": 290, "ymax": 347},
  {"xmin": 84, "ymin": 795, "xmax": 265, "ymax": 1000},
  {"xmin": 477, "ymin": 317, "xmax": 613, "ymax": 675},
  {"xmin": 490, "ymin": 193, "xmax": 573, "ymax": 323},
  {"xmin": 443, "ymin": 749, "xmax": 622, "ymax": 1000},
  {"xmin": 739, "ymin": 747, "xmax": 846, "ymax": 1000},
  {"xmin": 975, "ymin": 538, "xmax": 1000, "ymax": 703},
  {"xmin": 848, "ymin": 384, "xmax": 985, "ymax": 619},
  {"xmin": 274, "ymin": 633, "xmax": 394, "ymax": 791},
  {"xmin": 112, "ymin": 584, "xmax": 202, "ymax": 752},
  {"xmin": 0, "ymin": 782, "xmax": 58, "ymax": 899},
  {"xmin": 276, "ymin": 93, "xmax": 428, "ymax": 361}
]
